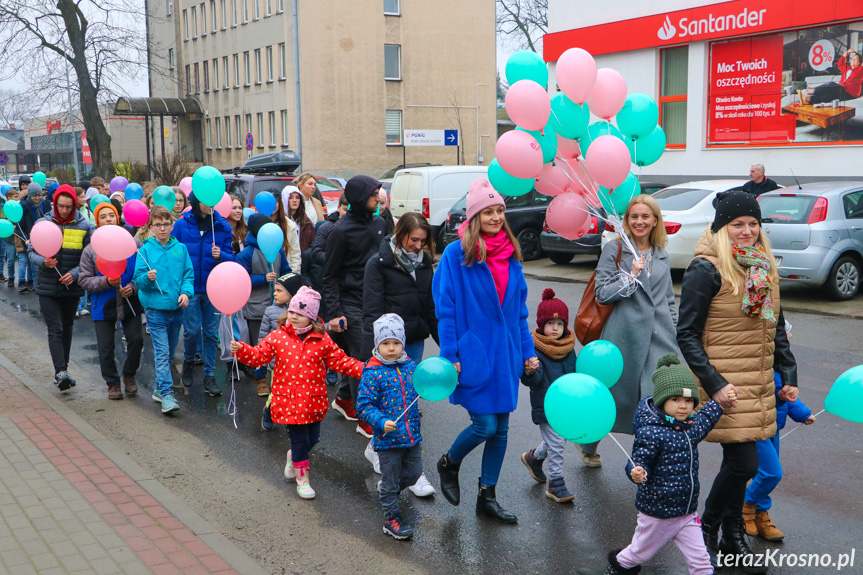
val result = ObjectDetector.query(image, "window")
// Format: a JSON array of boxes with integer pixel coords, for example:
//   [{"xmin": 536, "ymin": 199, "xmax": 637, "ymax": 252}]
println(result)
[
  {"xmin": 244, "ymin": 51, "xmax": 251, "ymax": 85},
  {"xmin": 843, "ymin": 191, "xmax": 863, "ymax": 219},
  {"xmin": 225, "ymin": 117, "xmax": 232, "ymax": 150},
  {"xmin": 385, "ymin": 109, "xmax": 402, "ymax": 145},
  {"xmin": 265, "ymin": 0, "xmax": 271, "ymax": 17},
  {"xmin": 183, "ymin": 10, "xmax": 189, "ymax": 40},
  {"xmin": 221, "ymin": 0, "xmax": 227, "ymax": 29},
  {"xmin": 231, "ymin": 0, "xmax": 237, "ymax": 26},
  {"xmin": 235, "ymin": 115, "xmax": 243, "ymax": 147},
  {"xmin": 256, "ymin": 113, "xmax": 264, "ymax": 147},
  {"xmin": 242, "ymin": 0, "xmax": 248, "ymax": 22},
  {"xmin": 223, "ymin": 56, "xmax": 230, "ymax": 88},
  {"xmin": 279, "ymin": 43, "xmax": 286, "ymax": 80},
  {"xmin": 193, "ymin": 63, "xmax": 200, "ymax": 93},
  {"xmin": 191, "ymin": 6, "xmax": 198, "ymax": 38},
  {"xmin": 266, "ymin": 46, "xmax": 273, "ymax": 82},
  {"xmin": 384, "ymin": 44, "xmax": 401, "ymax": 80},
  {"xmin": 254, "ymin": 0, "xmax": 259, "ymax": 20},
  {"xmin": 203, "ymin": 60, "xmax": 209, "ymax": 91},
  {"xmin": 206, "ymin": 118, "xmax": 212, "ymax": 149},
  {"xmin": 168, "ymin": 48, "xmax": 175, "ymax": 70},
  {"xmin": 212, "ymin": 58, "xmax": 219, "ymax": 90},
  {"xmin": 233, "ymin": 54, "xmax": 240, "ymax": 87},
  {"xmin": 659, "ymin": 46, "xmax": 688, "ymax": 147},
  {"xmin": 167, "ymin": 0, "xmax": 174, "ymax": 16},
  {"xmin": 281, "ymin": 110, "xmax": 288, "ymax": 145},
  {"xmin": 255, "ymin": 49, "xmax": 262, "ymax": 84},
  {"xmin": 211, "ymin": 0, "xmax": 217, "ymax": 31},
  {"xmin": 185, "ymin": 65, "xmax": 191, "ymax": 95},
  {"xmin": 216, "ymin": 117, "xmax": 222, "ymax": 148},
  {"xmin": 384, "ymin": 0, "xmax": 400, "ymax": 15},
  {"xmin": 277, "ymin": 0, "xmax": 283, "ymax": 13},
  {"xmin": 269, "ymin": 112, "xmax": 276, "ymax": 146},
  {"xmin": 245, "ymin": 113, "xmax": 252, "ymax": 141},
  {"xmin": 200, "ymin": 3, "xmax": 206, "ymax": 36}
]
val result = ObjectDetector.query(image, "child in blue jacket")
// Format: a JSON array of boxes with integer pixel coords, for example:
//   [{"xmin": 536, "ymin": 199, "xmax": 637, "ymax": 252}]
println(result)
[
  {"xmin": 606, "ymin": 354, "xmax": 724, "ymax": 575},
  {"xmin": 356, "ymin": 314, "xmax": 422, "ymax": 541}
]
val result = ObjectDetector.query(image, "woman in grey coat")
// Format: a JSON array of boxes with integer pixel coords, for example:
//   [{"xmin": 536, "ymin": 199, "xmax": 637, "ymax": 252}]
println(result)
[{"xmin": 578, "ymin": 194, "xmax": 679, "ymax": 466}]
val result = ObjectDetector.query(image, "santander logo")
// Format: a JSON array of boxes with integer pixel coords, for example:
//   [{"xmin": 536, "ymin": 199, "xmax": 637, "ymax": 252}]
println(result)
[{"xmin": 657, "ymin": 16, "xmax": 677, "ymax": 41}]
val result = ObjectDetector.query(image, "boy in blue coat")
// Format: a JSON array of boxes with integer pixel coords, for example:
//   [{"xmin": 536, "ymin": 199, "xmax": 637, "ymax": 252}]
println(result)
[
  {"xmin": 520, "ymin": 288, "xmax": 577, "ymax": 503},
  {"xmin": 172, "ymin": 192, "xmax": 235, "ymax": 396},
  {"xmin": 606, "ymin": 354, "xmax": 724, "ymax": 575},
  {"xmin": 132, "ymin": 206, "xmax": 194, "ymax": 414},
  {"xmin": 356, "ymin": 314, "xmax": 422, "ymax": 541}
]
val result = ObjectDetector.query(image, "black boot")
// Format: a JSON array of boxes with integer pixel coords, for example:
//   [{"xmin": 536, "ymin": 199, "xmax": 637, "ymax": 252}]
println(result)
[
  {"xmin": 436, "ymin": 453, "xmax": 461, "ymax": 506},
  {"xmin": 476, "ymin": 480, "xmax": 517, "ymax": 524},
  {"xmin": 181, "ymin": 361, "xmax": 194, "ymax": 388},
  {"xmin": 721, "ymin": 517, "xmax": 766, "ymax": 574},
  {"xmin": 701, "ymin": 516, "xmax": 722, "ymax": 571},
  {"xmin": 604, "ymin": 549, "xmax": 641, "ymax": 575}
]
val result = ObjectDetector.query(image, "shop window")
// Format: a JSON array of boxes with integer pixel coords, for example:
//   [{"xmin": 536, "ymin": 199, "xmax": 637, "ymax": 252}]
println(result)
[
  {"xmin": 659, "ymin": 46, "xmax": 688, "ymax": 147},
  {"xmin": 386, "ymin": 110, "xmax": 402, "ymax": 144}
]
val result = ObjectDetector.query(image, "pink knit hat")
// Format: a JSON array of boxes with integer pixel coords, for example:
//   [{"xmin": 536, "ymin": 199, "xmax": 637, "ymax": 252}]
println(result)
[
  {"xmin": 288, "ymin": 286, "xmax": 321, "ymax": 322},
  {"xmin": 466, "ymin": 178, "xmax": 505, "ymax": 221}
]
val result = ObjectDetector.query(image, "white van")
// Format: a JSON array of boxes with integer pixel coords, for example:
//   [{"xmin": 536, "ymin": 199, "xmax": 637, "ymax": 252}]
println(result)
[{"xmin": 389, "ymin": 165, "xmax": 489, "ymax": 245}]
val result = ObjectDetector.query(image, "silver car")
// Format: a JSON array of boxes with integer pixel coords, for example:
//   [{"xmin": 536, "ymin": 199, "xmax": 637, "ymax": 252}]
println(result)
[{"xmin": 758, "ymin": 182, "xmax": 863, "ymax": 300}]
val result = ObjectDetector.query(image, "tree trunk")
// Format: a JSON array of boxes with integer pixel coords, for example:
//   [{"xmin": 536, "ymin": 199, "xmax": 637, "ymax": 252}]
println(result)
[{"xmin": 58, "ymin": 0, "xmax": 114, "ymax": 178}]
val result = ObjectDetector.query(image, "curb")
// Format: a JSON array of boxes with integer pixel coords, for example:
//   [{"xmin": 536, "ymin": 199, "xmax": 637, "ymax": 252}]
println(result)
[{"xmin": 0, "ymin": 349, "xmax": 269, "ymax": 575}]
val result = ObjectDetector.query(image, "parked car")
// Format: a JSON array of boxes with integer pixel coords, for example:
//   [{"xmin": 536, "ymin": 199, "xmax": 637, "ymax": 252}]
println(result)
[
  {"xmin": 639, "ymin": 181, "xmax": 672, "ymax": 195},
  {"xmin": 758, "ymin": 183, "xmax": 863, "ymax": 300},
  {"xmin": 224, "ymin": 172, "xmax": 343, "ymax": 215},
  {"xmin": 380, "ymin": 163, "xmax": 440, "ymax": 180},
  {"xmin": 541, "ymin": 209, "xmax": 607, "ymax": 264},
  {"xmin": 441, "ymin": 190, "xmax": 550, "ymax": 260}
]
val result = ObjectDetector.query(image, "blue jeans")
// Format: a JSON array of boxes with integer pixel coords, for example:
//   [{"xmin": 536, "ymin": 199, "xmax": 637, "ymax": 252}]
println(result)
[
  {"xmin": 378, "ymin": 443, "xmax": 424, "ymax": 516},
  {"xmin": 4, "ymin": 242, "xmax": 15, "ymax": 278},
  {"xmin": 145, "ymin": 309, "xmax": 184, "ymax": 398},
  {"xmin": 745, "ymin": 435, "xmax": 782, "ymax": 512},
  {"xmin": 17, "ymin": 252, "xmax": 35, "ymax": 284},
  {"xmin": 77, "ymin": 294, "xmax": 87, "ymax": 313},
  {"xmin": 182, "ymin": 293, "xmax": 219, "ymax": 376},
  {"xmin": 404, "ymin": 340, "xmax": 425, "ymax": 364},
  {"xmin": 449, "ymin": 412, "xmax": 509, "ymax": 486}
]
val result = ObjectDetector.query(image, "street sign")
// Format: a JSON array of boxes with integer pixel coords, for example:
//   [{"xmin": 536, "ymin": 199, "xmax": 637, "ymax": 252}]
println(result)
[
  {"xmin": 246, "ymin": 133, "xmax": 254, "ymax": 150},
  {"xmin": 403, "ymin": 129, "xmax": 459, "ymax": 147},
  {"xmin": 0, "ymin": 152, "xmax": 7, "ymax": 166}
]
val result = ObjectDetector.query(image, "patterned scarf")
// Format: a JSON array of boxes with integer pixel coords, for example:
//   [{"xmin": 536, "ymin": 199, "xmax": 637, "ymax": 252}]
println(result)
[
  {"xmin": 531, "ymin": 330, "xmax": 575, "ymax": 361},
  {"xmin": 390, "ymin": 235, "xmax": 422, "ymax": 274},
  {"xmin": 731, "ymin": 243, "xmax": 775, "ymax": 323}
]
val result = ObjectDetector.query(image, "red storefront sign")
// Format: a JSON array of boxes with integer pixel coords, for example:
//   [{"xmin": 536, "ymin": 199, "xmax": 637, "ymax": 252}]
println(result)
[
  {"xmin": 544, "ymin": 0, "xmax": 863, "ymax": 61},
  {"xmin": 81, "ymin": 131, "xmax": 92, "ymax": 165},
  {"xmin": 46, "ymin": 120, "xmax": 61, "ymax": 134}
]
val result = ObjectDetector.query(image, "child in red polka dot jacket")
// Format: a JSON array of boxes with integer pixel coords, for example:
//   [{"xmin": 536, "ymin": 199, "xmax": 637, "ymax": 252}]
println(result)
[{"xmin": 231, "ymin": 286, "xmax": 363, "ymax": 500}]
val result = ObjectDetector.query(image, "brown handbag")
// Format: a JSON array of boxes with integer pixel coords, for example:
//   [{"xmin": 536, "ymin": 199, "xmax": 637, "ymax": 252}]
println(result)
[{"xmin": 575, "ymin": 241, "xmax": 622, "ymax": 345}]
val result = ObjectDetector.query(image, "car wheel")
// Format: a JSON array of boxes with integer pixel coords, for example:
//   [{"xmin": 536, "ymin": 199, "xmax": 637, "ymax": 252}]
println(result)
[
  {"xmin": 825, "ymin": 255, "xmax": 861, "ymax": 301},
  {"xmin": 517, "ymin": 228, "xmax": 544, "ymax": 261},
  {"xmin": 548, "ymin": 252, "xmax": 574, "ymax": 265}
]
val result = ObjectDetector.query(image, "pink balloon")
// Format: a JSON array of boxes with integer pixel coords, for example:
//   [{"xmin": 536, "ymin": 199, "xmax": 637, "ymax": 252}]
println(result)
[
  {"xmin": 546, "ymin": 192, "xmax": 591, "ymax": 240},
  {"xmin": 505, "ymin": 80, "xmax": 551, "ymax": 131},
  {"xmin": 91, "ymin": 225, "xmax": 138, "ymax": 262},
  {"xmin": 535, "ymin": 163, "xmax": 570, "ymax": 197},
  {"xmin": 30, "ymin": 221, "xmax": 63, "ymax": 258},
  {"xmin": 206, "ymin": 262, "xmax": 252, "ymax": 315},
  {"xmin": 124, "ymin": 199, "xmax": 149, "ymax": 227},
  {"xmin": 556, "ymin": 135, "xmax": 582, "ymax": 161},
  {"xmin": 179, "ymin": 177, "xmax": 193, "ymax": 196},
  {"xmin": 214, "ymin": 193, "xmax": 232, "ymax": 218},
  {"xmin": 556, "ymin": 48, "xmax": 597, "ymax": 105},
  {"xmin": 495, "ymin": 130, "xmax": 544, "ymax": 179},
  {"xmin": 585, "ymin": 135, "xmax": 632, "ymax": 189},
  {"xmin": 587, "ymin": 68, "xmax": 628, "ymax": 120}
]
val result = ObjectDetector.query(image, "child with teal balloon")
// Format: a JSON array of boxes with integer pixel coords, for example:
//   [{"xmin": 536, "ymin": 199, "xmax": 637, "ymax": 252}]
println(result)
[
  {"xmin": 356, "ymin": 313, "xmax": 423, "ymax": 541},
  {"xmin": 605, "ymin": 354, "xmax": 725, "ymax": 575},
  {"xmin": 520, "ymin": 288, "xmax": 578, "ymax": 503}
]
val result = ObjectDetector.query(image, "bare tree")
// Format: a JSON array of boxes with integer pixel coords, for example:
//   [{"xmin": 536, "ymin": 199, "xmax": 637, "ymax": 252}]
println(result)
[
  {"xmin": 496, "ymin": 0, "xmax": 548, "ymax": 54},
  {"xmin": 0, "ymin": 0, "xmax": 149, "ymax": 178},
  {"xmin": 446, "ymin": 89, "xmax": 467, "ymax": 165},
  {"xmin": 0, "ymin": 89, "xmax": 41, "ymax": 128}
]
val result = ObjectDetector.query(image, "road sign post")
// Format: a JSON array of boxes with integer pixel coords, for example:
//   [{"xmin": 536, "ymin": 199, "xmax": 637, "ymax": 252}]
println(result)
[
  {"xmin": 0, "ymin": 151, "xmax": 8, "ymax": 166},
  {"xmin": 246, "ymin": 133, "xmax": 254, "ymax": 158}
]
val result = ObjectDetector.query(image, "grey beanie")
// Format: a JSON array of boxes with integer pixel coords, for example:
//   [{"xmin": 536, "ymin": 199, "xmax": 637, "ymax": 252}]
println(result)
[
  {"xmin": 28, "ymin": 182, "xmax": 44, "ymax": 197},
  {"xmin": 373, "ymin": 313, "xmax": 406, "ymax": 350}
]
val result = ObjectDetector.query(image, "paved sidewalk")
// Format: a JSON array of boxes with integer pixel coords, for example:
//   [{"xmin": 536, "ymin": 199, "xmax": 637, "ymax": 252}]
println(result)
[{"xmin": 0, "ymin": 357, "xmax": 266, "ymax": 575}]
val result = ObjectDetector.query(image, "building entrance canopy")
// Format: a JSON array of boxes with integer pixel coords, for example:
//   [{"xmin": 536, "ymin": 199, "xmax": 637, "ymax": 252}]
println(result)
[{"xmin": 113, "ymin": 97, "xmax": 203, "ymax": 117}]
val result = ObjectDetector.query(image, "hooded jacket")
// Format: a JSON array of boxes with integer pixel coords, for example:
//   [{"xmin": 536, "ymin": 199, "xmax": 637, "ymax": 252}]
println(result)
[
  {"xmin": 322, "ymin": 176, "xmax": 385, "ymax": 318},
  {"xmin": 78, "ymin": 238, "xmax": 143, "ymax": 321},
  {"xmin": 356, "ymin": 356, "xmax": 422, "ymax": 451},
  {"xmin": 27, "ymin": 187, "xmax": 93, "ymax": 298},
  {"xmin": 171, "ymin": 194, "xmax": 235, "ymax": 293},
  {"xmin": 132, "ymin": 236, "xmax": 195, "ymax": 311},
  {"xmin": 626, "ymin": 397, "xmax": 723, "ymax": 519},
  {"xmin": 236, "ymin": 231, "xmax": 290, "ymax": 321},
  {"xmin": 19, "ymin": 195, "xmax": 46, "ymax": 236}
]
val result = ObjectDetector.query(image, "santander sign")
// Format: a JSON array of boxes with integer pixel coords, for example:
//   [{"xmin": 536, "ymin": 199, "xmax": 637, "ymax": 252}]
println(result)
[{"xmin": 656, "ymin": 7, "xmax": 767, "ymax": 40}]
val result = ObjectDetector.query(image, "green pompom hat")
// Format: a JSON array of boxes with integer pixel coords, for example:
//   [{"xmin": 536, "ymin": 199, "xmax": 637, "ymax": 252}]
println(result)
[{"xmin": 652, "ymin": 354, "xmax": 700, "ymax": 409}]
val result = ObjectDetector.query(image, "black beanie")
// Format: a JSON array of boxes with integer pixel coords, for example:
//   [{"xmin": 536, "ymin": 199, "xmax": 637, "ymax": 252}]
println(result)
[
  {"xmin": 248, "ymin": 213, "xmax": 270, "ymax": 238},
  {"xmin": 275, "ymin": 272, "xmax": 304, "ymax": 297},
  {"xmin": 711, "ymin": 191, "xmax": 762, "ymax": 233}
]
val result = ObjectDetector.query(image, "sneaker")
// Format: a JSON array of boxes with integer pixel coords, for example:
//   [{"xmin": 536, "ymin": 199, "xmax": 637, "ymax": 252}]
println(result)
[
  {"xmin": 79, "ymin": 309, "xmax": 90, "ymax": 316},
  {"xmin": 364, "ymin": 442, "xmax": 381, "ymax": 474},
  {"xmin": 6, "ymin": 277, "xmax": 13, "ymax": 287},
  {"xmin": 256, "ymin": 378, "xmax": 270, "ymax": 397},
  {"xmin": 521, "ymin": 450, "xmax": 547, "ymax": 483},
  {"xmin": 409, "ymin": 473, "xmax": 436, "ymax": 498},
  {"xmin": 203, "ymin": 375, "xmax": 222, "ymax": 397},
  {"xmin": 54, "ymin": 371, "xmax": 73, "ymax": 391},
  {"xmin": 376, "ymin": 480, "xmax": 382, "ymax": 492},
  {"xmin": 152, "ymin": 389, "xmax": 163, "ymax": 402},
  {"xmin": 181, "ymin": 361, "xmax": 194, "ymax": 387},
  {"xmin": 284, "ymin": 450, "xmax": 296, "ymax": 481},
  {"xmin": 383, "ymin": 513, "xmax": 413, "ymax": 541},
  {"xmin": 27, "ymin": 281, "xmax": 35, "ymax": 291},
  {"xmin": 576, "ymin": 444, "xmax": 602, "ymax": 468},
  {"xmin": 261, "ymin": 404, "xmax": 274, "ymax": 432},
  {"xmin": 356, "ymin": 421, "xmax": 373, "ymax": 438},
  {"xmin": 107, "ymin": 385, "xmax": 123, "ymax": 400},
  {"xmin": 75, "ymin": 311, "xmax": 81, "ymax": 318},
  {"xmin": 17, "ymin": 284, "xmax": 27, "ymax": 294},
  {"xmin": 0, "ymin": 275, "xmax": 6, "ymax": 282},
  {"xmin": 161, "ymin": 395, "xmax": 180, "ymax": 414},
  {"xmin": 546, "ymin": 477, "xmax": 575, "ymax": 503},
  {"xmin": 193, "ymin": 354, "xmax": 203, "ymax": 365},
  {"xmin": 331, "ymin": 397, "xmax": 358, "ymax": 421}
]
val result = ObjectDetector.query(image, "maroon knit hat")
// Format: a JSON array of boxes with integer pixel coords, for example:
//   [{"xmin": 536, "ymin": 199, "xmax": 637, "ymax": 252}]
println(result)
[{"xmin": 536, "ymin": 288, "xmax": 569, "ymax": 330}]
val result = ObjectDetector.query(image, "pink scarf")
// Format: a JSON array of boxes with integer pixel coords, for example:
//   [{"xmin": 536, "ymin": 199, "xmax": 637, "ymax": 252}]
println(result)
[{"xmin": 481, "ymin": 230, "xmax": 514, "ymax": 304}]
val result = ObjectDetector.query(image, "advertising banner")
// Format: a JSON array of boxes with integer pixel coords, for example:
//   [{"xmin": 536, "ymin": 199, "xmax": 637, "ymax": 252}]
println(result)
[{"xmin": 81, "ymin": 131, "xmax": 92, "ymax": 165}]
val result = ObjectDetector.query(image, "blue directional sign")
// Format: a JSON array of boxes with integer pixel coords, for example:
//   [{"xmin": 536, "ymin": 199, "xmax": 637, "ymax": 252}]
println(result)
[
  {"xmin": 444, "ymin": 130, "xmax": 459, "ymax": 146},
  {"xmin": 246, "ymin": 133, "xmax": 254, "ymax": 150}
]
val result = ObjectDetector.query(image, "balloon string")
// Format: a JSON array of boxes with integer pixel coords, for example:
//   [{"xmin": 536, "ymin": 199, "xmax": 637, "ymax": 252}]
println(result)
[
  {"xmin": 137, "ymin": 252, "xmax": 165, "ymax": 294},
  {"xmin": 779, "ymin": 408, "xmax": 825, "ymax": 440},
  {"xmin": 382, "ymin": 395, "xmax": 420, "ymax": 436},
  {"xmin": 606, "ymin": 433, "xmax": 637, "ymax": 468},
  {"xmin": 211, "ymin": 213, "xmax": 216, "ymax": 246},
  {"xmin": 227, "ymin": 313, "xmax": 238, "ymax": 429}
]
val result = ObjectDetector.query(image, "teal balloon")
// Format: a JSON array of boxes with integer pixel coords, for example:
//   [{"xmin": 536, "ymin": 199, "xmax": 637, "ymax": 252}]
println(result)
[
  {"xmin": 413, "ymin": 357, "xmax": 458, "ymax": 402},
  {"xmin": 517, "ymin": 123, "xmax": 557, "ymax": 164},
  {"xmin": 3, "ymin": 200, "xmax": 23, "ymax": 223},
  {"xmin": 599, "ymin": 173, "xmax": 642, "ymax": 216},
  {"xmin": 153, "ymin": 186, "xmax": 175, "ymax": 210},
  {"xmin": 626, "ymin": 126, "xmax": 666, "ymax": 167},
  {"xmin": 488, "ymin": 159, "xmax": 534, "ymax": 197},
  {"xmin": 0, "ymin": 220, "xmax": 13, "ymax": 239},
  {"xmin": 33, "ymin": 171, "xmax": 47, "ymax": 186},
  {"xmin": 544, "ymin": 374, "xmax": 616, "ymax": 443},
  {"xmin": 549, "ymin": 93, "xmax": 590, "ymax": 140},
  {"xmin": 617, "ymin": 93, "xmax": 659, "ymax": 139},
  {"xmin": 576, "ymin": 340, "xmax": 624, "ymax": 388},
  {"xmin": 192, "ymin": 166, "xmax": 226, "ymax": 207},
  {"xmin": 89, "ymin": 194, "xmax": 110, "ymax": 213},
  {"xmin": 257, "ymin": 222, "xmax": 284, "ymax": 264},
  {"xmin": 580, "ymin": 121, "xmax": 624, "ymax": 156},
  {"xmin": 825, "ymin": 365, "xmax": 863, "ymax": 423},
  {"xmin": 505, "ymin": 50, "xmax": 548, "ymax": 88}
]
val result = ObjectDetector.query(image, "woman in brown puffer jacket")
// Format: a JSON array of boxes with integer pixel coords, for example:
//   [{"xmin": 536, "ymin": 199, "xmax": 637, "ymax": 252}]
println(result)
[{"xmin": 677, "ymin": 191, "xmax": 797, "ymax": 574}]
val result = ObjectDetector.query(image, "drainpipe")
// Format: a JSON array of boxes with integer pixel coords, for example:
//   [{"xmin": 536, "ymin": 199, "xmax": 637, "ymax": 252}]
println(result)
[{"xmin": 292, "ymin": 0, "xmax": 302, "ymax": 165}]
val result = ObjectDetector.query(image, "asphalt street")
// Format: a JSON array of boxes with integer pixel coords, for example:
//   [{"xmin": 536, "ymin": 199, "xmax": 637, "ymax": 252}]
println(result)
[{"xmin": 0, "ymin": 277, "xmax": 860, "ymax": 575}]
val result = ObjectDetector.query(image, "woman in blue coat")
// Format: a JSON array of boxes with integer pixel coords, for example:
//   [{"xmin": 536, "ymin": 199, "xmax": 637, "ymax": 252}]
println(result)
[{"xmin": 432, "ymin": 179, "xmax": 537, "ymax": 524}]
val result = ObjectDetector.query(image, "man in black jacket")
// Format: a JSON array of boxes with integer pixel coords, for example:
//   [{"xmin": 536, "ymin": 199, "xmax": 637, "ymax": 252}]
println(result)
[
  {"xmin": 741, "ymin": 164, "xmax": 779, "ymax": 195},
  {"xmin": 323, "ymin": 176, "xmax": 384, "ymax": 436}
]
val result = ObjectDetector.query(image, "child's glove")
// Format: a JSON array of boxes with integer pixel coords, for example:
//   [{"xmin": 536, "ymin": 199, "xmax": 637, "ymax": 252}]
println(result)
[{"xmin": 630, "ymin": 466, "xmax": 647, "ymax": 483}]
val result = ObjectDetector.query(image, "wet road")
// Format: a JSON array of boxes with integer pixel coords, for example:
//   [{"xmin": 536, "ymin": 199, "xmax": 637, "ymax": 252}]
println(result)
[{"xmin": 0, "ymin": 280, "xmax": 861, "ymax": 575}]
